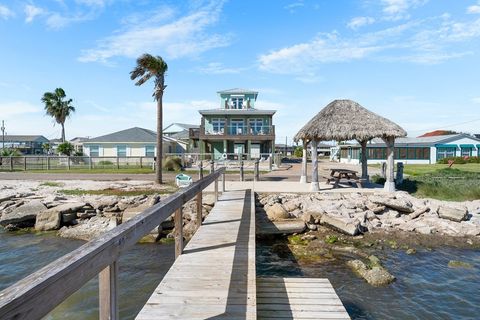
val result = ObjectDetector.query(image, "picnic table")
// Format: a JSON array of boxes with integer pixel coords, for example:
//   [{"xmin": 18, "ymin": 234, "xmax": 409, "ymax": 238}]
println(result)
[{"xmin": 326, "ymin": 168, "xmax": 363, "ymax": 188}]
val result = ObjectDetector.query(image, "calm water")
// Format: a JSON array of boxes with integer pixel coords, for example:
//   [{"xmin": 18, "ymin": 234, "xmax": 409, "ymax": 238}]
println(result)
[
  {"xmin": 0, "ymin": 229, "xmax": 175, "ymax": 319},
  {"xmin": 257, "ymin": 240, "xmax": 480, "ymax": 320}
]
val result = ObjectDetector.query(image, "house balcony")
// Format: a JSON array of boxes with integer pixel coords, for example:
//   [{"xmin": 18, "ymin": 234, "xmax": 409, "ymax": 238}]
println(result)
[{"xmin": 199, "ymin": 125, "xmax": 275, "ymax": 141}]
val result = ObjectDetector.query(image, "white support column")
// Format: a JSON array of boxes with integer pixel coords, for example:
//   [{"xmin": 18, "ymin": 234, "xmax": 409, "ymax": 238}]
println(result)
[
  {"xmin": 383, "ymin": 136, "xmax": 396, "ymax": 192},
  {"xmin": 300, "ymin": 139, "xmax": 308, "ymax": 183},
  {"xmin": 310, "ymin": 139, "xmax": 319, "ymax": 191}
]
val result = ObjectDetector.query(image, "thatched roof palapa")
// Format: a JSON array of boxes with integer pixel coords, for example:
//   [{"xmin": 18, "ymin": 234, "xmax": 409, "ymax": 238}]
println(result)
[{"xmin": 294, "ymin": 99, "xmax": 407, "ymax": 142}]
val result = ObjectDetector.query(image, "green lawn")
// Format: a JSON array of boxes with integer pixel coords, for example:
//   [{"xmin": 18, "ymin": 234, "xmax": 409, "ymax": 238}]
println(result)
[{"xmin": 402, "ymin": 163, "xmax": 480, "ymax": 176}]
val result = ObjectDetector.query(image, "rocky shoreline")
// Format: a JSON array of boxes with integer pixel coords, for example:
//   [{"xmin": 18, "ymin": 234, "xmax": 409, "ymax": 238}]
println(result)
[
  {"xmin": 256, "ymin": 191, "xmax": 480, "ymax": 286},
  {"xmin": 0, "ymin": 180, "xmax": 214, "ymax": 242}
]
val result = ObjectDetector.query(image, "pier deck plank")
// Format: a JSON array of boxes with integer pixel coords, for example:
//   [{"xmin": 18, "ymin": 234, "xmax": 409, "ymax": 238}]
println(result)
[
  {"xmin": 257, "ymin": 277, "xmax": 350, "ymax": 320},
  {"xmin": 135, "ymin": 189, "xmax": 256, "ymax": 320}
]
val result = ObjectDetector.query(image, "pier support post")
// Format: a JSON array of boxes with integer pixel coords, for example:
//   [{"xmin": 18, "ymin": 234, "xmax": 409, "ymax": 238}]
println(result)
[
  {"xmin": 210, "ymin": 160, "xmax": 214, "ymax": 174},
  {"xmin": 222, "ymin": 172, "xmax": 225, "ymax": 192},
  {"xmin": 199, "ymin": 161, "xmax": 203, "ymax": 180},
  {"xmin": 300, "ymin": 139, "xmax": 308, "ymax": 183},
  {"xmin": 175, "ymin": 207, "xmax": 183, "ymax": 259},
  {"xmin": 254, "ymin": 159, "xmax": 259, "ymax": 181},
  {"xmin": 383, "ymin": 136, "xmax": 396, "ymax": 192},
  {"xmin": 310, "ymin": 139, "xmax": 319, "ymax": 191},
  {"xmin": 99, "ymin": 261, "xmax": 119, "ymax": 320},
  {"xmin": 214, "ymin": 177, "xmax": 218, "ymax": 202},
  {"xmin": 196, "ymin": 192, "xmax": 202, "ymax": 228},
  {"xmin": 240, "ymin": 160, "xmax": 244, "ymax": 181},
  {"xmin": 24, "ymin": 157, "xmax": 27, "ymax": 171}
]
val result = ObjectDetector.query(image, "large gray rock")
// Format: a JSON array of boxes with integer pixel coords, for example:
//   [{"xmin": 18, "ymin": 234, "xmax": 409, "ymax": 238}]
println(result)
[
  {"xmin": 34, "ymin": 202, "xmax": 85, "ymax": 231},
  {"xmin": 371, "ymin": 197, "xmax": 414, "ymax": 213},
  {"xmin": 320, "ymin": 214, "xmax": 361, "ymax": 236},
  {"xmin": 266, "ymin": 203, "xmax": 290, "ymax": 221},
  {"xmin": 0, "ymin": 200, "xmax": 46, "ymax": 226},
  {"xmin": 347, "ymin": 256, "xmax": 395, "ymax": 286},
  {"xmin": 257, "ymin": 219, "xmax": 306, "ymax": 235},
  {"xmin": 58, "ymin": 216, "xmax": 117, "ymax": 241},
  {"xmin": 438, "ymin": 205, "xmax": 468, "ymax": 222}
]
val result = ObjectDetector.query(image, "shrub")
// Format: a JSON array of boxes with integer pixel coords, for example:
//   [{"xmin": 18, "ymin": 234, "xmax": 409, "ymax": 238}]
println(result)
[
  {"xmin": 370, "ymin": 174, "xmax": 385, "ymax": 185},
  {"xmin": 57, "ymin": 142, "xmax": 74, "ymax": 156},
  {"xmin": 0, "ymin": 148, "xmax": 21, "ymax": 156},
  {"xmin": 163, "ymin": 156, "xmax": 182, "ymax": 171},
  {"xmin": 293, "ymin": 146, "xmax": 303, "ymax": 158},
  {"xmin": 437, "ymin": 156, "xmax": 479, "ymax": 164}
]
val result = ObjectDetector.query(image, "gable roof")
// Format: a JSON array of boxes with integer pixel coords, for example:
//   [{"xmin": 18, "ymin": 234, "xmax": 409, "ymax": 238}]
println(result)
[
  {"xmin": 86, "ymin": 127, "xmax": 157, "ymax": 143},
  {"xmin": 163, "ymin": 123, "xmax": 199, "ymax": 133},
  {"xmin": 217, "ymin": 88, "xmax": 258, "ymax": 95},
  {"xmin": 418, "ymin": 130, "xmax": 457, "ymax": 137},
  {"xmin": 3, "ymin": 135, "xmax": 49, "ymax": 142},
  {"xmin": 368, "ymin": 133, "xmax": 480, "ymax": 147}
]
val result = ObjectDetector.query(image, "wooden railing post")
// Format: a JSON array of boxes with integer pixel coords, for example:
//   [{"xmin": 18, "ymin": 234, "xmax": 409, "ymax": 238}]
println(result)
[
  {"xmin": 9, "ymin": 156, "xmax": 13, "ymax": 171},
  {"xmin": 239, "ymin": 160, "xmax": 244, "ymax": 181},
  {"xmin": 196, "ymin": 192, "xmax": 202, "ymax": 228},
  {"xmin": 199, "ymin": 161, "xmax": 203, "ymax": 180},
  {"xmin": 99, "ymin": 261, "xmax": 119, "ymax": 320},
  {"xmin": 116, "ymin": 157, "xmax": 120, "ymax": 169},
  {"xmin": 140, "ymin": 156, "xmax": 143, "ymax": 168},
  {"xmin": 24, "ymin": 157, "xmax": 27, "ymax": 171},
  {"xmin": 221, "ymin": 172, "xmax": 225, "ymax": 192},
  {"xmin": 47, "ymin": 156, "xmax": 50, "ymax": 170},
  {"xmin": 214, "ymin": 177, "xmax": 218, "ymax": 202},
  {"xmin": 175, "ymin": 207, "xmax": 183, "ymax": 259},
  {"xmin": 89, "ymin": 157, "xmax": 93, "ymax": 170},
  {"xmin": 210, "ymin": 160, "xmax": 214, "ymax": 174},
  {"xmin": 254, "ymin": 159, "xmax": 259, "ymax": 181},
  {"xmin": 68, "ymin": 156, "xmax": 71, "ymax": 170}
]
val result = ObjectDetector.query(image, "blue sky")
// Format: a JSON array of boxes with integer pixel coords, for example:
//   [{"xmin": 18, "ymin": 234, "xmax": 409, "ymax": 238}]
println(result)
[{"xmin": 1, "ymin": 0, "xmax": 480, "ymax": 144}]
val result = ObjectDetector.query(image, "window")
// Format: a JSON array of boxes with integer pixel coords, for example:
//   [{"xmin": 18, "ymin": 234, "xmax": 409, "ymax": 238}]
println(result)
[
  {"xmin": 461, "ymin": 148, "xmax": 472, "ymax": 157},
  {"xmin": 145, "ymin": 145, "xmax": 155, "ymax": 157},
  {"xmin": 230, "ymin": 119, "xmax": 245, "ymax": 135},
  {"xmin": 437, "ymin": 147, "xmax": 456, "ymax": 160},
  {"xmin": 117, "ymin": 145, "xmax": 127, "ymax": 157},
  {"xmin": 211, "ymin": 118, "xmax": 225, "ymax": 134},
  {"xmin": 89, "ymin": 145, "xmax": 99, "ymax": 157},
  {"xmin": 249, "ymin": 118, "xmax": 264, "ymax": 134},
  {"xmin": 231, "ymin": 97, "xmax": 243, "ymax": 109}
]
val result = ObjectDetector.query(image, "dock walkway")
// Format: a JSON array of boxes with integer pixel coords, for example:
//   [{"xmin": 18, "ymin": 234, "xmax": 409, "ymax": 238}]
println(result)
[{"xmin": 136, "ymin": 189, "xmax": 256, "ymax": 319}]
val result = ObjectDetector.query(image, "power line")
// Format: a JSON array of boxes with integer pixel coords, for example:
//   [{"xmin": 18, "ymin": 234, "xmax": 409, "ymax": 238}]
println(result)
[{"xmin": 407, "ymin": 118, "xmax": 480, "ymax": 134}]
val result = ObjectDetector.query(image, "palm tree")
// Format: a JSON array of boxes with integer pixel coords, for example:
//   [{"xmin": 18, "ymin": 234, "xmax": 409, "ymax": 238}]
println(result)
[
  {"xmin": 41, "ymin": 88, "xmax": 75, "ymax": 142},
  {"xmin": 130, "ymin": 53, "xmax": 168, "ymax": 184}
]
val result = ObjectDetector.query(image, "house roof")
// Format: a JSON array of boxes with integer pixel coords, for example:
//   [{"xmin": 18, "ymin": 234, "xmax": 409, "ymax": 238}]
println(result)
[
  {"xmin": 2, "ymin": 135, "xmax": 49, "ymax": 142},
  {"xmin": 418, "ymin": 130, "xmax": 457, "ymax": 137},
  {"xmin": 217, "ymin": 88, "xmax": 258, "ymax": 95},
  {"xmin": 350, "ymin": 133, "xmax": 480, "ymax": 147},
  {"xmin": 199, "ymin": 109, "xmax": 276, "ymax": 116},
  {"xmin": 163, "ymin": 123, "xmax": 199, "ymax": 133},
  {"xmin": 86, "ymin": 127, "xmax": 158, "ymax": 143}
]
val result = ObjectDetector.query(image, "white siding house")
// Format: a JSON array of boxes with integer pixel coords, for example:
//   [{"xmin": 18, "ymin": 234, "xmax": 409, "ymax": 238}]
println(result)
[
  {"xmin": 335, "ymin": 134, "xmax": 480, "ymax": 165},
  {"xmin": 83, "ymin": 127, "xmax": 187, "ymax": 157}
]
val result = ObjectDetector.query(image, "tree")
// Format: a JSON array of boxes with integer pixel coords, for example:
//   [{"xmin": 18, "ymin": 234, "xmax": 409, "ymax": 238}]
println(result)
[
  {"xmin": 42, "ymin": 143, "xmax": 52, "ymax": 155},
  {"xmin": 42, "ymin": 88, "xmax": 75, "ymax": 142},
  {"xmin": 57, "ymin": 142, "xmax": 74, "ymax": 156},
  {"xmin": 130, "ymin": 53, "xmax": 168, "ymax": 184},
  {"xmin": 293, "ymin": 146, "xmax": 303, "ymax": 158}
]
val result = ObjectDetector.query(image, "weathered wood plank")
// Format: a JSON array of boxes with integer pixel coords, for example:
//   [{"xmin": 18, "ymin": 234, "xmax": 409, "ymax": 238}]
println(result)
[
  {"xmin": 99, "ymin": 261, "xmax": 119, "ymax": 320},
  {"xmin": 257, "ymin": 277, "xmax": 350, "ymax": 320},
  {"xmin": 136, "ymin": 189, "xmax": 256, "ymax": 320}
]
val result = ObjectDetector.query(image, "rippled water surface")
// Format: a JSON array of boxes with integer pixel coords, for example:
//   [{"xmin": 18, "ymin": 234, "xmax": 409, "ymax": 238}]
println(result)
[
  {"xmin": 0, "ymin": 229, "xmax": 174, "ymax": 319},
  {"xmin": 257, "ymin": 240, "xmax": 480, "ymax": 320}
]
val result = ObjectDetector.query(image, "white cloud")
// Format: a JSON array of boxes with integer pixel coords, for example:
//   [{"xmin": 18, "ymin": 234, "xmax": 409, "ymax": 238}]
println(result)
[
  {"xmin": 284, "ymin": 1, "xmax": 304, "ymax": 13},
  {"xmin": 467, "ymin": 1, "xmax": 480, "ymax": 14},
  {"xmin": 197, "ymin": 62, "xmax": 245, "ymax": 74},
  {"xmin": 79, "ymin": 1, "xmax": 230, "ymax": 63},
  {"xmin": 46, "ymin": 11, "xmax": 97, "ymax": 29},
  {"xmin": 347, "ymin": 16, "xmax": 375, "ymax": 30},
  {"xmin": 75, "ymin": 0, "xmax": 110, "ymax": 7},
  {"xmin": 24, "ymin": 4, "xmax": 45, "ymax": 23},
  {"xmin": 259, "ymin": 15, "xmax": 480, "ymax": 75},
  {"xmin": 0, "ymin": 5, "xmax": 14, "ymax": 20},
  {"xmin": 0, "ymin": 101, "xmax": 40, "ymax": 118},
  {"xmin": 381, "ymin": 0, "xmax": 427, "ymax": 20}
]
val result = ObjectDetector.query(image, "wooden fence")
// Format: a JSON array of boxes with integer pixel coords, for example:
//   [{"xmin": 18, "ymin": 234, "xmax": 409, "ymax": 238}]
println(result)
[{"xmin": 0, "ymin": 167, "xmax": 226, "ymax": 320}]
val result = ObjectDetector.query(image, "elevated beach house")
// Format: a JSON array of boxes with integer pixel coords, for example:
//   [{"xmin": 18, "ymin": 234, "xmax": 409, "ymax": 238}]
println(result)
[
  {"xmin": 335, "ymin": 133, "xmax": 480, "ymax": 165},
  {"xmin": 83, "ymin": 127, "xmax": 186, "ymax": 157},
  {"xmin": 197, "ymin": 88, "xmax": 276, "ymax": 159},
  {"xmin": 1, "ymin": 135, "xmax": 49, "ymax": 155}
]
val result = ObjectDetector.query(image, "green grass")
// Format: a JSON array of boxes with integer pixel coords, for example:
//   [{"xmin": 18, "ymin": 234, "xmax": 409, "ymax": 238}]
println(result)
[
  {"xmin": 397, "ymin": 168, "xmax": 480, "ymax": 201},
  {"xmin": 39, "ymin": 181, "xmax": 65, "ymax": 187},
  {"xmin": 27, "ymin": 168, "xmax": 155, "ymax": 174},
  {"xmin": 59, "ymin": 187, "xmax": 177, "ymax": 197},
  {"xmin": 369, "ymin": 163, "xmax": 480, "ymax": 176}
]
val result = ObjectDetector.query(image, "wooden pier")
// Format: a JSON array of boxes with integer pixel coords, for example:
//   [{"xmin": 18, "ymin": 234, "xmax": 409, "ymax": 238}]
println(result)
[
  {"xmin": 136, "ymin": 189, "xmax": 256, "ymax": 319},
  {"xmin": 0, "ymin": 167, "xmax": 350, "ymax": 320}
]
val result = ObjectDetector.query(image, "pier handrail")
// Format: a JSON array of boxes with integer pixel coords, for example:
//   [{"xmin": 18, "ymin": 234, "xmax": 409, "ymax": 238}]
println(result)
[{"xmin": 0, "ymin": 167, "xmax": 226, "ymax": 320}]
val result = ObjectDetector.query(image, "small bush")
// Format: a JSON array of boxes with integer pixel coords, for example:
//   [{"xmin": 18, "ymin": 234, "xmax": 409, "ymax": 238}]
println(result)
[
  {"xmin": 325, "ymin": 235, "xmax": 338, "ymax": 244},
  {"xmin": 293, "ymin": 146, "xmax": 303, "ymax": 158},
  {"xmin": 437, "ymin": 156, "xmax": 479, "ymax": 164},
  {"xmin": 163, "ymin": 156, "xmax": 182, "ymax": 171},
  {"xmin": 371, "ymin": 174, "xmax": 385, "ymax": 185}
]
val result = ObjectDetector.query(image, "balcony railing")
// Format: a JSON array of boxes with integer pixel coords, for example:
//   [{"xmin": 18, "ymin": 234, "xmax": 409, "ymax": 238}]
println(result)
[{"xmin": 203, "ymin": 125, "xmax": 275, "ymax": 136}]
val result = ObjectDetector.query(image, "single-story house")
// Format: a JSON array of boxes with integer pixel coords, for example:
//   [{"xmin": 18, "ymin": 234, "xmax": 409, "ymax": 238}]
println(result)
[
  {"xmin": 83, "ymin": 127, "xmax": 187, "ymax": 157},
  {"xmin": 164, "ymin": 123, "xmax": 199, "ymax": 153},
  {"xmin": 1, "ymin": 135, "xmax": 49, "ymax": 155},
  {"xmin": 334, "ymin": 133, "xmax": 480, "ymax": 164}
]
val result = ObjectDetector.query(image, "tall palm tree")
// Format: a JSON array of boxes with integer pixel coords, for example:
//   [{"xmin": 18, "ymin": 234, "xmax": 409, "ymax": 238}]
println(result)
[
  {"xmin": 41, "ymin": 88, "xmax": 75, "ymax": 142},
  {"xmin": 130, "ymin": 53, "xmax": 168, "ymax": 184}
]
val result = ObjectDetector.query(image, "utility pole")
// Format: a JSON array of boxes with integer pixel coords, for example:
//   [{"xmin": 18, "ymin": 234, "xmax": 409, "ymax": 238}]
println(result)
[
  {"xmin": 1, "ymin": 120, "xmax": 5, "ymax": 150},
  {"xmin": 285, "ymin": 136, "xmax": 287, "ymax": 156}
]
